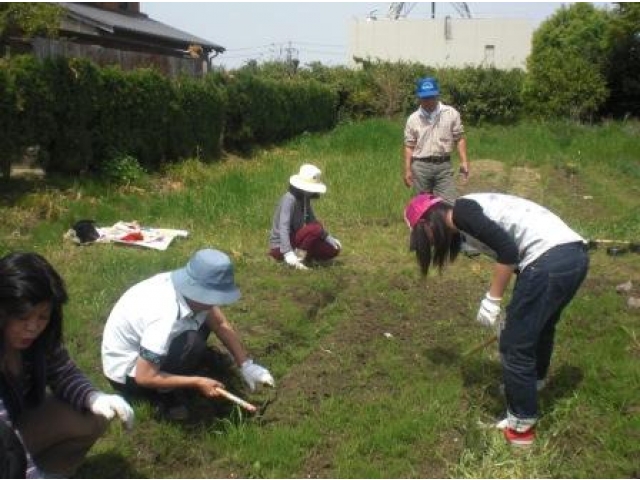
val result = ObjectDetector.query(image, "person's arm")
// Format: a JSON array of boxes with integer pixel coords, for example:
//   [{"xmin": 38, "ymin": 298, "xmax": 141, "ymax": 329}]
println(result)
[
  {"xmin": 404, "ymin": 145, "xmax": 415, "ymax": 188},
  {"xmin": 403, "ymin": 117, "xmax": 417, "ymax": 188},
  {"xmin": 45, "ymin": 344, "xmax": 99, "ymax": 410},
  {"xmin": 457, "ymin": 137, "xmax": 469, "ymax": 182},
  {"xmin": 453, "ymin": 199, "xmax": 518, "ymax": 298},
  {"xmin": 278, "ymin": 195, "xmax": 295, "ymax": 255},
  {"xmin": 207, "ymin": 307, "xmax": 275, "ymax": 390},
  {"xmin": 133, "ymin": 356, "xmax": 225, "ymax": 398},
  {"xmin": 206, "ymin": 306, "xmax": 248, "ymax": 367}
]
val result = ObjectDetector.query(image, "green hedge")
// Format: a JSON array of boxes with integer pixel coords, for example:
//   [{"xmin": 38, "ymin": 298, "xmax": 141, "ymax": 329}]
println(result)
[
  {"xmin": 0, "ymin": 55, "xmax": 527, "ymax": 176},
  {"xmin": 244, "ymin": 60, "xmax": 525, "ymax": 126},
  {"xmin": 0, "ymin": 55, "xmax": 339, "ymax": 175},
  {"xmin": 223, "ymin": 73, "xmax": 338, "ymax": 153},
  {"xmin": 0, "ymin": 63, "xmax": 18, "ymax": 177}
]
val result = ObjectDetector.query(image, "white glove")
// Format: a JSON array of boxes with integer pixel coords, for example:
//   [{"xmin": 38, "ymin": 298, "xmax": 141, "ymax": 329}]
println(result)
[
  {"xmin": 476, "ymin": 293, "xmax": 502, "ymax": 328},
  {"xmin": 241, "ymin": 359, "xmax": 275, "ymax": 391},
  {"xmin": 88, "ymin": 392, "xmax": 135, "ymax": 430},
  {"xmin": 284, "ymin": 251, "xmax": 308, "ymax": 270},
  {"xmin": 325, "ymin": 235, "xmax": 342, "ymax": 250}
]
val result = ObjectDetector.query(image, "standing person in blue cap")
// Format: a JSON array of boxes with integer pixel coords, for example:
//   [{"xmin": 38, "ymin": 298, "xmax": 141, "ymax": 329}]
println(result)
[
  {"xmin": 403, "ymin": 77, "xmax": 470, "ymax": 204},
  {"xmin": 101, "ymin": 249, "xmax": 274, "ymax": 421}
]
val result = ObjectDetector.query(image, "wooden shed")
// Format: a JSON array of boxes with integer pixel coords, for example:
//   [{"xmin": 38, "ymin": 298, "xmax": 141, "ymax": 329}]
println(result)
[{"xmin": 22, "ymin": 2, "xmax": 225, "ymax": 77}]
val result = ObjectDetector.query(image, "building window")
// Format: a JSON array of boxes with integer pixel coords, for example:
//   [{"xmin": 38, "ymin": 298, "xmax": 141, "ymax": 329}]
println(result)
[{"xmin": 484, "ymin": 45, "xmax": 495, "ymax": 66}]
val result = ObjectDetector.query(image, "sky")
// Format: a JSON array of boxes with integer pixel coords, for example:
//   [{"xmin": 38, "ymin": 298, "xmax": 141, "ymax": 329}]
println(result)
[{"xmin": 140, "ymin": 2, "xmax": 611, "ymax": 69}]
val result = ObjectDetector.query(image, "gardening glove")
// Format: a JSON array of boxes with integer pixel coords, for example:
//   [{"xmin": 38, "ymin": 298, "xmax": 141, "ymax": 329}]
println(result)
[
  {"xmin": 241, "ymin": 359, "xmax": 275, "ymax": 391},
  {"xmin": 284, "ymin": 251, "xmax": 308, "ymax": 270},
  {"xmin": 325, "ymin": 234, "xmax": 342, "ymax": 250},
  {"xmin": 476, "ymin": 293, "xmax": 502, "ymax": 329},
  {"xmin": 88, "ymin": 392, "xmax": 135, "ymax": 430}
]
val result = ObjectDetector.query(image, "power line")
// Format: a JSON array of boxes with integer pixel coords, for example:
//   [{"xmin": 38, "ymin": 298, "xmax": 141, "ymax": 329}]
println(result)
[{"xmin": 225, "ymin": 41, "xmax": 345, "ymax": 52}]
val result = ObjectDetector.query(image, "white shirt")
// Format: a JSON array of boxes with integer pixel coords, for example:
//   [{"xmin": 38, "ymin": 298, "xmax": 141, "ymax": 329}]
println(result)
[
  {"xmin": 101, "ymin": 272, "xmax": 209, "ymax": 383},
  {"xmin": 461, "ymin": 193, "xmax": 585, "ymax": 271}
]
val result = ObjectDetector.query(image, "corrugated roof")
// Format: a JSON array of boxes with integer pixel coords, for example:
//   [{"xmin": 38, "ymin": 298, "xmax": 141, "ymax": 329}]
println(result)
[{"xmin": 60, "ymin": 3, "xmax": 225, "ymax": 52}]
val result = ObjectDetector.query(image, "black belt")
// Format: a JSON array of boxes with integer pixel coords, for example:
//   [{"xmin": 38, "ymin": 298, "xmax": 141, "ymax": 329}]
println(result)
[{"xmin": 412, "ymin": 155, "xmax": 451, "ymax": 164}]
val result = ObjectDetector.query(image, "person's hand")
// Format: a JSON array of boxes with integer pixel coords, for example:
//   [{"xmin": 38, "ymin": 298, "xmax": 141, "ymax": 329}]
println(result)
[
  {"xmin": 325, "ymin": 235, "xmax": 342, "ymax": 250},
  {"xmin": 88, "ymin": 392, "xmax": 135, "ymax": 430},
  {"xmin": 476, "ymin": 293, "xmax": 501, "ymax": 328},
  {"xmin": 403, "ymin": 169, "xmax": 413, "ymax": 188},
  {"xmin": 241, "ymin": 359, "xmax": 275, "ymax": 391},
  {"xmin": 284, "ymin": 251, "xmax": 308, "ymax": 270},
  {"xmin": 195, "ymin": 377, "xmax": 226, "ymax": 399},
  {"xmin": 459, "ymin": 165, "xmax": 469, "ymax": 184}
]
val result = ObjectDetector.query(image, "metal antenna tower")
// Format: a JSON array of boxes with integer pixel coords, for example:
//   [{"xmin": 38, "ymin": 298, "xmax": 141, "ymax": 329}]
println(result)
[{"xmin": 386, "ymin": 2, "xmax": 472, "ymax": 19}]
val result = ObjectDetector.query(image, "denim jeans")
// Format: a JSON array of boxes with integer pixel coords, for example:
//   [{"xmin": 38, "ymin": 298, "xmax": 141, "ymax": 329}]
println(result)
[{"xmin": 500, "ymin": 242, "xmax": 589, "ymax": 425}]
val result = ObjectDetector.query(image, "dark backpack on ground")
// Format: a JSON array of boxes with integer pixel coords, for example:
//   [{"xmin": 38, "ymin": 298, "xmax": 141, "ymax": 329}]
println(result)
[{"xmin": 71, "ymin": 219, "xmax": 100, "ymax": 244}]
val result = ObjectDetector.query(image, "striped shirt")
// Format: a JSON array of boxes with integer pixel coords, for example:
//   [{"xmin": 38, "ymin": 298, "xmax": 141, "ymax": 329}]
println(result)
[
  {"xmin": 0, "ymin": 344, "xmax": 98, "ymax": 478},
  {"xmin": 404, "ymin": 103, "xmax": 464, "ymax": 157}
]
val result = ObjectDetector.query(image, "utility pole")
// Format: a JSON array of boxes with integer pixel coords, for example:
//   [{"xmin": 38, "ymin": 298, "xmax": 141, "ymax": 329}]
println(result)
[{"xmin": 283, "ymin": 41, "xmax": 299, "ymax": 74}]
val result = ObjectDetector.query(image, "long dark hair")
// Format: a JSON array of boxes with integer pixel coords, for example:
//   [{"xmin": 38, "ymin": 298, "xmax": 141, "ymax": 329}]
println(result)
[
  {"xmin": 409, "ymin": 203, "xmax": 461, "ymax": 276},
  {"xmin": 0, "ymin": 252, "xmax": 67, "ymax": 356}
]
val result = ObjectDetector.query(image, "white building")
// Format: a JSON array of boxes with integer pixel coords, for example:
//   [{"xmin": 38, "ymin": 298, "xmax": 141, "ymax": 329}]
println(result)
[{"xmin": 348, "ymin": 17, "xmax": 533, "ymax": 70}]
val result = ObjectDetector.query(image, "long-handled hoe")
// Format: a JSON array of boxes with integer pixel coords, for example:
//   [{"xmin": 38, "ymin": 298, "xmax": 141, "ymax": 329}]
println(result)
[{"xmin": 463, "ymin": 334, "xmax": 498, "ymax": 357}]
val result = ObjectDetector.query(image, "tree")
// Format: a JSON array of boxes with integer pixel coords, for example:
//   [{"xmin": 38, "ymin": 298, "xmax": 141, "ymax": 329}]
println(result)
[
  {"xmin": 603, "ymin": 2, "xmax": 640, "ymax": 117},
  {"xmin": 0, "ymin": 3, "xmax": 61, "ymax": 41},
  {"xmin": 523, "ymin": 3, "xmax": 611, "ymax": 121}
]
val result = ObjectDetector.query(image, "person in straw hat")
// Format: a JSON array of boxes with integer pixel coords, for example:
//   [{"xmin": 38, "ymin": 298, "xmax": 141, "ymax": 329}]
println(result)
[
  {"xmin": 101, "ymin": 249, "xmax": 274, "ymax": 421},
  {"xmin": 269, "ymin": 164, "xmax": 342, "ymax": 270}
]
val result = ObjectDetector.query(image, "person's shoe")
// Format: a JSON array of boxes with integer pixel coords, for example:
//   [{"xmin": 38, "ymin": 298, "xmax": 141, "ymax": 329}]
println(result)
[
  {"xmin": 294, "ymin": 249, "xmax": 308, "ymax": 262},
  {"xmin": 503, "ymin": 426, "xmax": 536, "ymax": 446},
  {"xmin": 499, "ymin": 379, "xmax": 546, "ymax": 395}
]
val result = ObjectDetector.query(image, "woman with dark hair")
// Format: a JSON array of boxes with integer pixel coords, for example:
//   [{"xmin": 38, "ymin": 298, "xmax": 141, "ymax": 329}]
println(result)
[
  {"xmin": 269, "ymin": 164, "xmax": 342, "ymax": 270},
  {"xmin": 0, "ymin": 252, "xmax": 134, "ymax": 478},
  {"xmin": 405, "ymin": 192, "xmax": 589, "ymax": 446}
]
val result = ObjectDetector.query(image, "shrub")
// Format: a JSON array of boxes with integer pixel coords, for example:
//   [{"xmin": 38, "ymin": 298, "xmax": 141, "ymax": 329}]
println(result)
[
  {"xmin": 523, "ymin": 3, "xmax": 611, "ymax": 121},
  {"xmin": 0, "ymin": 62, "xmax": 18, "ymax": 177},
  {"xmin": 99, "ymin": 153, "xmax": 146, "ymax": 185}
]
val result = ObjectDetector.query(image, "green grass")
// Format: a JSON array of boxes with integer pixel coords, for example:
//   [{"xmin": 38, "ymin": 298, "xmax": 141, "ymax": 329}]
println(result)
[{"xmin": 1, "ymin": 119, "xmax": 639, "ymax": 478}]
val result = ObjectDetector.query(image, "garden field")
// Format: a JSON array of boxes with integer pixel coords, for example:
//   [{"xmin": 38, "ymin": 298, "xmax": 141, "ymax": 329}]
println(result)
[{"xmin": 0, "ymin": 119, "xmax": 639, "ymax": 478}]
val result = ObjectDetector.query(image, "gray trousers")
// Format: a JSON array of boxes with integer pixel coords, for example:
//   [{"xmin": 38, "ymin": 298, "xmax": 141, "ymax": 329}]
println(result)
[
  {"xmin": 17, "ymin": 395, "xmax": 107, "ymax": 476},
  {"xmin": 410, "ymin": 160, "xmax": 457, "ymax": 205}
]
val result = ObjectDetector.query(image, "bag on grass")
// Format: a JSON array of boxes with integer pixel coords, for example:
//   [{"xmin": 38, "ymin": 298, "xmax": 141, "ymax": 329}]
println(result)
[{"xmin": 64, "ymin": 219, "xmax": 101, "ymax": 245}]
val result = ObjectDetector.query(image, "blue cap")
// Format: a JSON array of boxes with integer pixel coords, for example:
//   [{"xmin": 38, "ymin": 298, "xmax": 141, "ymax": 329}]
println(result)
[
  {"xmin": 416, "ymin": 77, "xmax": 440, "ymax": 98},
  {"xmin": 171, "ymin": 249, "xmax": 240, "ymax": 305}
]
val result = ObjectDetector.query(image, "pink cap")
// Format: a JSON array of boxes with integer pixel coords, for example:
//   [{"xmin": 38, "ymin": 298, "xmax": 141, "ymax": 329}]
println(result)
[{"xmin": 404, "ymin": 193, "xmax": 443, "ymax": 229}]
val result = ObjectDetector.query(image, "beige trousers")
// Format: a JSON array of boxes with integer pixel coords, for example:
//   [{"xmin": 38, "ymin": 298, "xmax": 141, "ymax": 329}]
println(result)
[{"xmin": 16, "ymin": 395, "xmax": 108, "ymax": 476}]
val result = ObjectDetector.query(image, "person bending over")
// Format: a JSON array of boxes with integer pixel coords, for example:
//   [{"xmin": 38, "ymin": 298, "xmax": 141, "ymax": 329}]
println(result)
[{"xmin": 404, "ymin": 192, "xmax": 589, "ymax": 446}]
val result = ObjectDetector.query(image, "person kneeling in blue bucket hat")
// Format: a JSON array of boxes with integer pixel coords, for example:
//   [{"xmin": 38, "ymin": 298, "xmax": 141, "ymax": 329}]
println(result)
[{"xmin": 101, "ymin": 249, "xmax": 274, "ymax": 421}]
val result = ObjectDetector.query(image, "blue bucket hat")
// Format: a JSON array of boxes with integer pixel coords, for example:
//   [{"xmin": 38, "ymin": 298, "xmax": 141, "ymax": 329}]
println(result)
[
  {"xmin": 416, "ymin": 77, "xmax": 440, "ymax": 98},
  {"xmin": 171, "ymin": 249, "xmax": 240, "ymax": 305}
]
